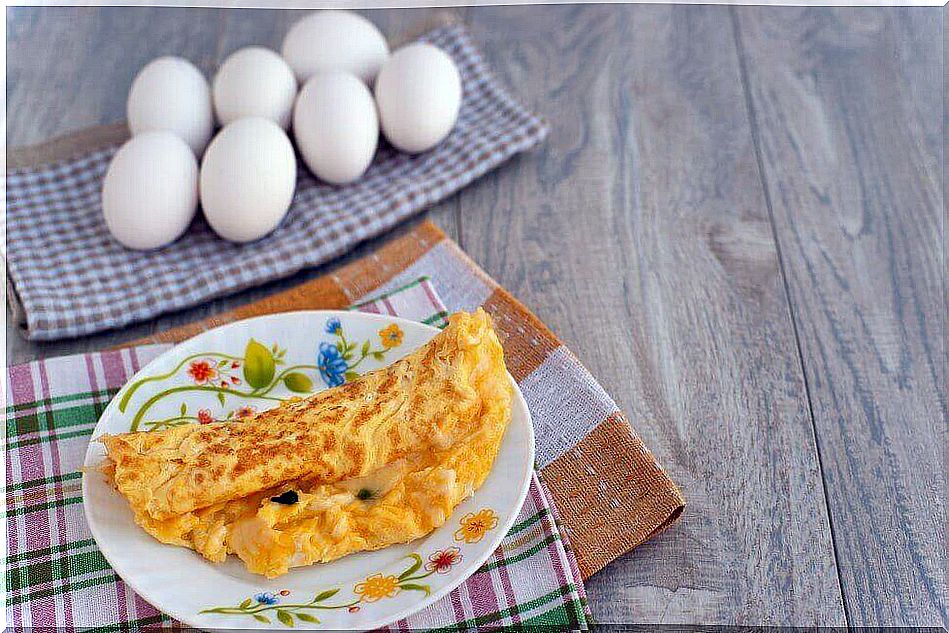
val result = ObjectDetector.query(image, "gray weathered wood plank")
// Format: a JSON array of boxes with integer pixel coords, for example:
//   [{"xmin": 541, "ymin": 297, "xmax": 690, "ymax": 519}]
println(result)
[
  {"xmin": 734, "ymin": 6, "xmax": 947, "ymax": 627},
  {"xmin": 460, "ymin": 4, "xmax": 845, "ymax": 624},
  {"xmin": 5, "ymin": 6, "xmax": 225, "ymax": 145}
]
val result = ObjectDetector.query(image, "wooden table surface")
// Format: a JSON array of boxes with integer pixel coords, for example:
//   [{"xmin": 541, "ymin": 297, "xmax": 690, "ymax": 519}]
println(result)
[{"xmin": 6, "ymin": 5, "xmax": 946, "ymax": 627}]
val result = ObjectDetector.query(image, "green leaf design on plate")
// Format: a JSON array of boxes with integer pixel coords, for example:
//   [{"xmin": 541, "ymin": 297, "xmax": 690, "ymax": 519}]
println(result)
[
  {"xmin": 313, "ymin": 588, "xmax": 339, "ymax": 602},
  {"xmin": 244, "ymin": 339, "xmax": 276, "ymax": 389},
  {"xmin": 399, "ymin": 583, "xmax": 431, "ymax": 596},
  {"xmin": 283, "ymin": 372, "xmax": 313, "ymax": 393},
  {"xmin": 180, "ymin": 403, "xmax": 187, "ymax": 415},
  {"xmin": 398, "ymin": 554, "xmax": 423, "ymax": 580},
  {"xmin": 296, "ymin": 613, "xmax": 320, "ymax": 623},
  {"xmin": 277, "ymin": 610, "xmax": 294, "ymax": 627},
  {"xmin": 217, "ymin": 391, "xmax": 226, "ymax": 406},
  {"xmin": 344, "ymin": 371, "xmax": 360, "ymax": 382},
  {"xmin": 361, "ymin": 340, "xmax": 370, "ymax": 356},
  {"xmin": 253, "ymin": 614, "xmax": 270, "ymax": 623},
  {"xmin": 373, "ymin": 352, "xmax": 384, "ymax": 361},
  {"xmin": 240, "ymin": 598, "xmax": 252, "ymax": 609}
]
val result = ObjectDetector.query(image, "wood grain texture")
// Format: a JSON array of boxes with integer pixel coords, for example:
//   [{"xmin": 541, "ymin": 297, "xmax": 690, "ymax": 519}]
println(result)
[
  {"xmin": 5, "ymin": 4, "xmax": 944, "ymax": 625},
  {"xmin": 734, "ymin": 7, "xmax": 947, "ymax": 627},
  {"xmin": 6, "ymin": 7, "xmax": 224, "ymax": 144},
  {"xmin": 460, "ymin": 5, "xmax": 844, "ymax": 624}
]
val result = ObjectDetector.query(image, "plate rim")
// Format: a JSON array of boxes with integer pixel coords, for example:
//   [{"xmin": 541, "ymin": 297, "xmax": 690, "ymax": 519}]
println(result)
[{"xmin": 81, "ymin": 309, "xmax": 535, "ymax": 630}]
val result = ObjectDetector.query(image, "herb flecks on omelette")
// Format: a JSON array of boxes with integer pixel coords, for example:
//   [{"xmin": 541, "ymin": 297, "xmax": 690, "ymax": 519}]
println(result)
[
  {"xmin": 99, "ymin": 309, "xmax": 512, "ymax": 578},
  {"xmin": 270, "ymin": 490, "xmax": 299, "ymax": 505}
]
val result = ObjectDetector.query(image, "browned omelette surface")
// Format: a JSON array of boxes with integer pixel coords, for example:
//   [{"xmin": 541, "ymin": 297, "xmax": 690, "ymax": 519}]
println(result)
[{"xmin": 100, "ymin": 309, "xmax": 513, "ymax": 577}]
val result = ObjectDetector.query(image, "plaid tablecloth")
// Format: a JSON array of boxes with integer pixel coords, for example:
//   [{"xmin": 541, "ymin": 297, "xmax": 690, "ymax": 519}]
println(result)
[
  {"xmin": 5, "ymin": 24, "xmax": 548, "ymax": 341},
  {"xmin": 4, "ymin": 278, "xmax": 590, "ymax": 631}
]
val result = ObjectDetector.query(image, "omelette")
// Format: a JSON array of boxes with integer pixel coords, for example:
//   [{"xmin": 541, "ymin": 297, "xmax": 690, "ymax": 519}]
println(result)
[{"xmin": 99, "ymin": 309, "xmax": 513, "ymax": 578}]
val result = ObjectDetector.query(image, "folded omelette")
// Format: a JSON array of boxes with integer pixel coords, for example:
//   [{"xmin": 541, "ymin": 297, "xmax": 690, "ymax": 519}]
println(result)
[{"xmin": 99, "ymin": 309, "xmax": 513, "ymax": 577}]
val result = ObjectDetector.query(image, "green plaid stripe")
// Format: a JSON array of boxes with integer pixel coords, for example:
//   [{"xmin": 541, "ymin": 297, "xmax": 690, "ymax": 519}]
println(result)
[
  {"xmin": 8, "ymin": 400, "xmax": 110, "ymax": 446},
  {"xmin": 428, "ymin": 584, "xmax": 584, "ymax": 632},
  {"xmin": 6, "ymin": 388, "xmax": 120, "ymax": 416},
  {"xmin": 7, "ymin": 538, "xmax": 96, "ymax": 565},
  {"xmin": 7, "ymin": 469, "xmax": 82, "ymax": 493},
  {"xmin": 6, "ymin": 492, "xmax": 84, "ymax": 519},
  {"xmin": 80, "ymin": 614, "xmax": 169, "ymax": 633},
  {"xmin": 7, "ymin": 546, "xmax": 115, "ymax": 603},
  {"xmin": 507, "ymin": 508, "xmax": 551, "ymax": 536},
  {"xmin": 351, "ymin": 276, "xmax": 431, "ymax": 306},
  {"xmin": 481, "ymin": 534, "xmax": 562, "ymax": 574},
  {"xmin": 423, "ymin": 310, "xmax": 451, "ymax": 327}
]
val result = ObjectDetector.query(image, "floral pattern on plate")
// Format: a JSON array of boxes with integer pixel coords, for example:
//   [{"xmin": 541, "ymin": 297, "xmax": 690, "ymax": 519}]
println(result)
[
  {"xmin": 318, "ymin": 317, "xmax": 404, "ymax": 387},
  {"xmin": 200, "ymin": 514, "xmax": 483, "ymax": 627},
  {"xmin": 119, "ymin": 317, "xmax": 405, "ymax": 431}
]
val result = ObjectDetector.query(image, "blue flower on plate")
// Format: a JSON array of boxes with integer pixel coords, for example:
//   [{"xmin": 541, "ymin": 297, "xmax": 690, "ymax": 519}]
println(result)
[
  {"xmin": 325, "ymin": 317, "xmax": 342, "ymax": 335},
  {"xmin": 318, "ymin": 342, "xmax": 348, "ymax": 387},
  {"xmin": 254, "ymin": 592, "xmax": 278, "ymax": 605}
]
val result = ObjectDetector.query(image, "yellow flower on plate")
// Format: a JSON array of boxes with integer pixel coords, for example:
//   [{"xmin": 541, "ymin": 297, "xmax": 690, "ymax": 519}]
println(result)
[
  {"xmin": 378, "ymin": 324, "xmax": 404, "ymax": 350},
  {"xmin": 454, "ymin": 508, "xmax": 499, "ymax": 544},
  {"xmin": 354, "ymin": 573, "xmax": 400, "ymax": 602}
]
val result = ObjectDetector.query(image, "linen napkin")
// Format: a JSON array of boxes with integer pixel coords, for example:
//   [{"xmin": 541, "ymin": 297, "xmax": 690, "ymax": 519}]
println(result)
[
  {"xmin": 4, "ymin": 278, "xmax": 591, "ymax": 631},
  {"xmin": 5, "ymin": 24, "xmax": 548, "ymax": 341},
  {"xmin": 129, "ymin": 220, "xmax": 686, "ymax": 580}
]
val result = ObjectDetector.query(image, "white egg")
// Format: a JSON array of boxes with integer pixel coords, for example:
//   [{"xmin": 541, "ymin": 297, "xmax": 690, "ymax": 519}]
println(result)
[
  {"xmin": 200, "ymin": 118, "xmax": 297, "ymax": 243},
  {"xmin": 213, "ymin": 47, "xmax": 297, "ymax": 130},
  {"xmin": 293, "ymin": 71, "xmax": 378, "ymax": 185},
  {"xmin": 127, "ymin": 56, "xmax": 214, "ymax": 156},
  {"xmin": 281, "ymin": 10, "xmax": 389, "ymax": 85},
  {"xmin": 374, "ymin": 43, "xmax": 462, "ymax": 154},
  {"xmin": 102, "ymin": 132, "xmax": 198, "ymax": 250}
]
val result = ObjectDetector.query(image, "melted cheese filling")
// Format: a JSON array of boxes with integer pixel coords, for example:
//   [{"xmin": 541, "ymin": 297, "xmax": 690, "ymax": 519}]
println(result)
[{"xmin": 128, "ymin": 423, "xmax": 504, "ymax": 578}]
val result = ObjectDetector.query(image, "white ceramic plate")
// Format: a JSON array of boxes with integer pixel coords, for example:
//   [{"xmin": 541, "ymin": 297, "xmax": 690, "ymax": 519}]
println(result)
[{"xmin": 82, "ymin": 310, "xmax": 534, "ymax": 630}]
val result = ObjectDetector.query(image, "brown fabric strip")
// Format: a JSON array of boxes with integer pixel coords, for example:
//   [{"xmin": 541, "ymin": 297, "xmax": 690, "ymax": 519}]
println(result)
[
  {"xmin": 124, "ymin": 221, "xmax": 445, "ymax": 347},
  {"xmin": 541, "ymin": 412, "xmax": 685, "ymax": 578},
  {"xmin": 128, "ymin": 278, "xmax": 349, "ymax": 346},
  {"xmin": 7, "ymin": 122, "xmax": 130, "ymax": 170},
  {"xmin": 481, "ymin": 288, "xmax": 560, "ymax": 382},
  {"xmin": 333, "ymin": 221, "xmax": 447, "ymax": 301}
]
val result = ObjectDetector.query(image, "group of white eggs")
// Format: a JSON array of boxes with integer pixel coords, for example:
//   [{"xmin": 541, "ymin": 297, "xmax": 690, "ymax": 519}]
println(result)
[{"xmin": 102, "ymin": 10, "xmax": 462, "ymax": 250}]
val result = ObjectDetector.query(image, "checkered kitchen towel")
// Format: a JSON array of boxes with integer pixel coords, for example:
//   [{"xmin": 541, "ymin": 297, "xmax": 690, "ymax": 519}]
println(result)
[
  {"xmin": 5, "ymin": 24, "xmax": 547, "ymax": 341},
  {"xmin": 5, "ymin": 277, "xmax": 591, "ymax": 630}
]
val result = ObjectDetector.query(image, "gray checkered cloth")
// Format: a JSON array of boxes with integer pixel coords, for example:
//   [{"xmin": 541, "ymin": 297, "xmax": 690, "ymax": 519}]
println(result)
[{"xmin": 5, "ymin": 25, "xmax": 547, "ymax": 341}]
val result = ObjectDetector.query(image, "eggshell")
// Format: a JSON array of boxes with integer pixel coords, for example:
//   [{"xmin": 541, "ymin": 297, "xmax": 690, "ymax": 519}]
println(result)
[
  {"xmin": 374, "ymin": 43, "xmax": 462, "ymax": 154},
  {"xmin": 293, "ymin": 71, "xmax": 378, "ymax": 185},
  {"xmin": 213, "ymin": 47, "xmax": 297, "ymax": 130},
  {"xmin": 200, "ymin": 118, "xmax": 297, "ymax": 243},
  {"xmin": 127, "ymin": 56, "xmax": 214, "ymax": 156},
  {"xmin": 102, "ymin": 132, "xmax": 198, "ymax": 250},
  {"xmin": 281, "ymin": 10, "xmax": 389, "ymax": 85}
]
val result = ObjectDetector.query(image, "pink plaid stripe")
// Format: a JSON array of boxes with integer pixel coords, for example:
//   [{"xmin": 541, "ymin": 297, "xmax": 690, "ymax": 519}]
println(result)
[{"xmin": 4, "ymin": 278, "xmax": 590, "ymax": 631}]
